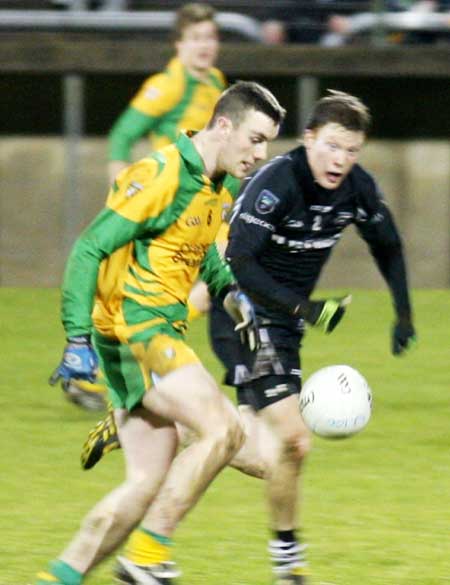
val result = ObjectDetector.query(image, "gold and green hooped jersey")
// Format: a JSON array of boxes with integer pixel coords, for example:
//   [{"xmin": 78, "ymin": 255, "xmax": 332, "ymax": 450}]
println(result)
[
  {"xmin": 108, "ymin": 57, "xmax": 226, "ymax": 161},
  {"xmin": 62, "ymin": 132, "xmax": 240, "ymax": 343}
]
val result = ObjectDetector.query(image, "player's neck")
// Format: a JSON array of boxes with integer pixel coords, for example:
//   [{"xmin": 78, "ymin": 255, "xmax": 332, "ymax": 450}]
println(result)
[
  {"xmin": 184, "ymin": 64, "xmax": 210, "ymax": 82},
  {"xmin": 191, "ymin": 130, "xmax": 220, "ymax": 178}
]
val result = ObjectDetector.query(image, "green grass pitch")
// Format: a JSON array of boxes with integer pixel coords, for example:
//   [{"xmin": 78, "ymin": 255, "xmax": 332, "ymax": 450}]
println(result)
[{"xmin": 1, "ymin": 288, "xmax": 449, "ymax": 585}]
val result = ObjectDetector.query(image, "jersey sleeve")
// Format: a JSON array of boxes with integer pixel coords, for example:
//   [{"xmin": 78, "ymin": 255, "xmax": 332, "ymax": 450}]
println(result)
[
  {"xmin": 199, "ymin": 243, "xmax": 235, "ymax": 298},
  {"xmin": 108, "ymin": 72, "xmax": 183, "ymax": 162},
  {"xmin": 108, "ymin": 107, "xmax": 157, "ymax": 162},
  {"xmin": 61, "ymin": 159, "xmax": 170, "ymax": 337},
  {"xmin": 226, "ymin": 165, "xmax": 302, "ymax": 314},
  {"xmin": 355, "ymin": 174, "xmax": 412, "ymax": 319}
]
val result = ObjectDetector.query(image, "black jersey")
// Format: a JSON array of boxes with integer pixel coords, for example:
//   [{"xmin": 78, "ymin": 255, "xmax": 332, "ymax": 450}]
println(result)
[{"xmin": 226, "ymin": 145, "xmax": 411, "ymax": 322}]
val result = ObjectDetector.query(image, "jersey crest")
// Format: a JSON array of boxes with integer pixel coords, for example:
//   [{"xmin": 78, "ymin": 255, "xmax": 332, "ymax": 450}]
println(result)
[{"xmin": 255, "ymin": 189, "xmax": 280, "ymax": 214}]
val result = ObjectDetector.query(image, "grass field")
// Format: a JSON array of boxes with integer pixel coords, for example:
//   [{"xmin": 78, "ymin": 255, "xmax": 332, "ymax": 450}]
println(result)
[{"xmin": 1, "ymin": 288, "xmax": 449, "ymax": 585}]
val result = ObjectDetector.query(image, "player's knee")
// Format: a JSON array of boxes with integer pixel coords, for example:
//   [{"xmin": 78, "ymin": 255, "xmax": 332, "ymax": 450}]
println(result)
[
  {"xmin": 229, "ymin": 416, "xmax": 246, "ymax": 454},
  {"xmin": 81, "ymin": 489, "xmax": 148, "ymax": 535},
  {"xmin": 210, "ymin": 416, "xmax": 245, "ymax": 460},
  {"xmin": 282, "ymin": 431, "xmax": 311, "ymax": 463},
  {"xmin": 127, "ymin": 471, "xmax": 158, "ymax": 496}
]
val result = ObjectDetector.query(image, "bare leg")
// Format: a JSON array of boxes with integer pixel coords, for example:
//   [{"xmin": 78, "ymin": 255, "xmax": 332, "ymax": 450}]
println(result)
[
  {"xmin": 260, "ymin": 394, "xmax": 311, "ymax": 530},
  {"xmin": 228, "ymin": 404, "xmax": 280, "ymax": 479},
  {"xmin": 139, "ymin": 363, "xmax": 245, "ymax": 536},
  {"xmin": 60, "ymin": 408, "xmax": 178, "ymax": 573},
  {"xmin": 221, "ymin": 396, "xmax": 311, "ymax": 529}
]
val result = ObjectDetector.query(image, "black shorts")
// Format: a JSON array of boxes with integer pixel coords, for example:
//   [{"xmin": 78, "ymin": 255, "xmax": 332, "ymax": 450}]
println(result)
[
  {"xmin": 239, "ymin": 319, "xmax": 304, "ymax": 411},
  {"xmin": 208, "ymin": 296, "xmax": 250, "ymax": 387}
]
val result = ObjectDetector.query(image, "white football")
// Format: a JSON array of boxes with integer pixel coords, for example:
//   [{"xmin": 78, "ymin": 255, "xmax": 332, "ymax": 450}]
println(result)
[{"xmin": 299, "ymin": 365, "xmax": 372, "ymax": 438}]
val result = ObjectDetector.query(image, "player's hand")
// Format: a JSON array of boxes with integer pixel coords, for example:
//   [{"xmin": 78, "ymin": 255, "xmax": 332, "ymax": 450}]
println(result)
[
  {"xmin": 302, "ymin": 295, "xmax": 352, "ymax": 333},
  {"xmin": 392, "ymin": 318, "xmax": 416, "ymax": 356},
  {"xmin": 49, "ymin": 335, "xmax": 99, "ymax": 385},
  {"xmin": 223, "ymin": 290, "xmax": 261, "ymax": 351}
]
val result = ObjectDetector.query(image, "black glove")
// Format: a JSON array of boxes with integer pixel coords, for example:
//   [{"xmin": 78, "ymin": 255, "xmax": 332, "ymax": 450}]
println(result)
[
  {"xmin": 296, "ymin": 295, "xmax": 352, "ymax": 334},
  {"xmin": 392, "ymin": 318, "xmax": 416, "ymax": 356}
]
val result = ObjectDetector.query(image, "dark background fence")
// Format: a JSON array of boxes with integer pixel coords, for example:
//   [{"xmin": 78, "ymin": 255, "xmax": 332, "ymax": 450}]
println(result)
[{"xmin": 1, "ymin": 29, "xmax": 449, "ymax": 286}]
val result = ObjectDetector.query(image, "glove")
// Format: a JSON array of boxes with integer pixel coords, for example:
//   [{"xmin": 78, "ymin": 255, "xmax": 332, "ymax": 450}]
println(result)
[
  {"xmin": 223, "ymin": 290, "xmax": 261, "ymax": 351},
  {"xmin": 298, "ymin": 295, "xmax": 352, "ymax": 334},
  {"xmin": 392, "ymin": 318, "xmax": 416, "ymax": 355},
  {"xmin": 49, "ymin": 335, "xmax": 99, "ymax": 385}
]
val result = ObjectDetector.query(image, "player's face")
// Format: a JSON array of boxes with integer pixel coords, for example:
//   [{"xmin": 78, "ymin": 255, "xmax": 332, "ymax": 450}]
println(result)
[
  {"xmin": 304, "ymin": 122, "xmax": 365, "ymax": 189},
  {"xmin": 218, "ymin": 109, "xmax": 280, "ymax": 179},
  {"xmin": 176, "ymin": 20, "xmax": 219, "ymax": 73}
]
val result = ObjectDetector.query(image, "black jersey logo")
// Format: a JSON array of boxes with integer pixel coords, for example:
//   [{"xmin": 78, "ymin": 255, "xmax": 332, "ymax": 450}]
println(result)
[{"xmin": 255, "ymin": 189, "xmax": 280, "ymax": 215}]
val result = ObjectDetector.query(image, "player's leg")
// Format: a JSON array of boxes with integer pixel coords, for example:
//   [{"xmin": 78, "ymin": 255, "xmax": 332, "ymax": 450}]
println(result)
[
  {"xmin": 37, "ymin": 331, "xmax": 185, "ymax": 585},
  {"xmin": 241, "ymin": 321, "xmax": 311, "ymax": 585},
  {"xmin": 206, "ymin": 296, "xmax": 282, "ymax": 479},
  {"xmin": 36, "ymin": 408, "xmax": 177, "ymax": 585},
  {"xmin": 259, "ymin": 393, "xmax": 311, "ymax": 584},
  {"xmin": 79, "ymin": 282, "xmax": 211, "ymax": 469},
  {"xmin": 114, "ymin": 343, "xmax": 245, "ymax": 583}
]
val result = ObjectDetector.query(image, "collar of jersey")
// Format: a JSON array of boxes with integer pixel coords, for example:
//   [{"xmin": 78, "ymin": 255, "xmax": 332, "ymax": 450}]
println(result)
[
  {"xmin": 168, "ymin": 57, "xmax": 214, "ymax": 86},
  {"xmin": 176, "ymin": 131, "xmax": 206, "ymax": 176}
]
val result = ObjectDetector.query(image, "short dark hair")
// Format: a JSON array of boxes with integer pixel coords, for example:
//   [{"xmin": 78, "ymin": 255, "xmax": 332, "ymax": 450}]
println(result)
[
  {"xmin": 305, "ymin": 90, "xmax": 371, "ymax": 134},
  {"xmin": 208, "ymin": 81, "xmax": 286, "ymax": 129},
  {"xmin": 173, "ymin": 3, "xmax": 217, "ymax": 41}
]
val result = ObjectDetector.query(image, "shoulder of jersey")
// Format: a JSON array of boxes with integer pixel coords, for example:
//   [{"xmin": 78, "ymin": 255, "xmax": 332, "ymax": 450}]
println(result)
[
  {"xmin": 122, "ymin": 150, "xmax": 172, "ymax": 187},
  {"xmin": 141, "ymin": 60, "xmax": 185, "ymax": 99},
  {"xmin": 210, "ymin": 67, "xmax": 227, "ymax": 88},
  {"xmin": 249, "ymin": 151, "xmax": 295, "ymax": 189},
  {"xmin": 350, "ymin": 163, "xmax": 377, "ymax": 195}
]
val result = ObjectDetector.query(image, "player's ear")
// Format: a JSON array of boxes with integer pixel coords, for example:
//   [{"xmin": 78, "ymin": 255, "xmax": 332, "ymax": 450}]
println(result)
[
  {"xmin": 303, "ymin": 129, "xmax": 315, "ymax": 150},
  {"xmin": 216, "ymin": 115, "xmax": 233, "ymax": 138}
]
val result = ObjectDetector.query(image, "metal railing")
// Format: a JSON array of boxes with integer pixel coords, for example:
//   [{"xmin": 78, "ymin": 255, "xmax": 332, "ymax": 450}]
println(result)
[
  {"xmin": 324, "ymin": 10, "xmax": 450, "ymax": 46},
  {"xmin": 0, "ymin": 9, "xmax": 263, "ymax": 40}
]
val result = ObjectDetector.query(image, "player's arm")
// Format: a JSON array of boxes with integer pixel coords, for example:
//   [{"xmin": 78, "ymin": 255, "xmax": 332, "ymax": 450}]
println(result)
[
  {"xmin": 108, "ymin": 107, "xmax": 158, "ymax": 183},
  {"xmin": 200, "ymin": 243, "xmax": 260, "ymax": 350},
  {"xmin": 355, "ymin": 180, "xmax": 416, "ymax": 354},
  {"xmin": 226, "ymin": 175, "xmax": 348, "ymax": 333},
  {"xmin": 50, "ymin": 208, "xmax": 145, "ymax": 385},
  {"xmin": 108, "ymin": 72, "xmax": 179, "ymax": 183},
  {"xmin": 52, "ymin": 164, "xmax": 163, "ymax": 383},
  {"xmin": 61, "ymin": 209, "xmax": 144, "ymax": 337},
  {"xmin": 63, "ymin": 161, "xmax": 163, "ymax": 337},
  {"xmin": 199, "ymin": 242, "xmax": 235, "ymax": 297}
]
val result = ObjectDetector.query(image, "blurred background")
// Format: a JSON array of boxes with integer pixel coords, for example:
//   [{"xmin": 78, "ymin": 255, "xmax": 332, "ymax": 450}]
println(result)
[{"xmin": 1, "ymin": 0, "xmax": 449, "ymax": 290}]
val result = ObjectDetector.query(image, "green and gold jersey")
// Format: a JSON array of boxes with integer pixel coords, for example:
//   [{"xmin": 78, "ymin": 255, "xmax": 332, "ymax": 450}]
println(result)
[
  {"xmin": 108, "ymin": 57, "xmax": 226, "ymax": 162},
  {"xmin": 62, "ymin": 132, "xmax": 240, "ymax": 343}
]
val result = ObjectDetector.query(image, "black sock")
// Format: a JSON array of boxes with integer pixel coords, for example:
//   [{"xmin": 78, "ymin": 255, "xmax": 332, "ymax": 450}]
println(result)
[{"xmin": 274, "ymin": 529, "xmax": 297, "ymax": 543}]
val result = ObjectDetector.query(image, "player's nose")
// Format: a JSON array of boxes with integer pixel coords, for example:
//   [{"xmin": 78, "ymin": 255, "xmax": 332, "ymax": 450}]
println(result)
[{"xmin": 254, "ymin": 142, "xmax": 268, "ymax": 161}]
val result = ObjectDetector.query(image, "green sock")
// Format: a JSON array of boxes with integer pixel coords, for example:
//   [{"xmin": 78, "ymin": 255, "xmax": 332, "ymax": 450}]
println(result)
[{"xmin": 36, "ymin": 560, "xmax": 82, "ymax": 585}]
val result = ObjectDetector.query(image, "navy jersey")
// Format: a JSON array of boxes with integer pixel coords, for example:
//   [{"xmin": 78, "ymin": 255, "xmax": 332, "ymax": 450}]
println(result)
[{"xmin": 226, "ymin": 145, "xmax": 411, "ymax": 322}]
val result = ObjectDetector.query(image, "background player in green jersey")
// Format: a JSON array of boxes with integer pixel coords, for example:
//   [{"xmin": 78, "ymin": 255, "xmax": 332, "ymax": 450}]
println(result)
[
  {"xmin": 108, "ymin": 2, "xmax": 224, "ymax": 185},
  {"xmin": 37, "ymin": 81, "xmax": 285, "ymax": 585}
]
